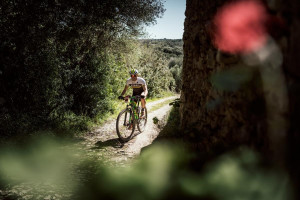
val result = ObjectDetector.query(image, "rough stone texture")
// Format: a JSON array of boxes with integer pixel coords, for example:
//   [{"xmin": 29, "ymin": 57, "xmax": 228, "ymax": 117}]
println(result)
[{"xmin": 180, "ymin": 0, "xmax": 267, "ymax": 152}]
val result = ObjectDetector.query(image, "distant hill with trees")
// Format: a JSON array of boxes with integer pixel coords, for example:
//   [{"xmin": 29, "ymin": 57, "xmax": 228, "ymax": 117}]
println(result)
[{"xmin": 140, "ymin": 39, "xmax": 183, "ymax": 92}]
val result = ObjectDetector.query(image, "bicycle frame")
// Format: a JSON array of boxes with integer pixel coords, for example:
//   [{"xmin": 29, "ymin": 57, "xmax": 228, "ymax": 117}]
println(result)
[
  {"xmin": 116, "ymin": 95, "xmax": 147, "ymax": 142},
  {"xmin": 124, "ymin": 96, "xmax": 141, "ymax": 126}
]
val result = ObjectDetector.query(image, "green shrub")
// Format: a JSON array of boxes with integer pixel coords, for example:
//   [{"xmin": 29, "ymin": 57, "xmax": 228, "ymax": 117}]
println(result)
[{"xmin": 0, "ymin": 0, "xmax": 165, "ymax": 137}]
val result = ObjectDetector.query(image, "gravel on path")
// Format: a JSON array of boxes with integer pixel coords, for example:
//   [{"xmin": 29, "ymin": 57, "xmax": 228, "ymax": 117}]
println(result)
[
  {"xmin": 81, "ymin": 95, "xmax": 179, "ymax": 164},
  {"xmin": 0, "ymin": 95, "xmax": 179, "ymax": 200}
]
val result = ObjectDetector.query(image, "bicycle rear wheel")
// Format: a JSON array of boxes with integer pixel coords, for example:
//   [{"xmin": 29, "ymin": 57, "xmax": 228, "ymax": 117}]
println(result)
[
  {"xmin": 116, "ymin": 108, "xmax": 135, "ymax": 142},
  {"xmin": 137, "ymin": 107, "xmax": 147, "ymax": 133}
]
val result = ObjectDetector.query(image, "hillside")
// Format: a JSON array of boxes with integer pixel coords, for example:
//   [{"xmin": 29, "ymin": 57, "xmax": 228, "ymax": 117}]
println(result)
[
  {"xmin": 140, "ymin": 39, "xmax": 183, "ymax": 92},
  {"xmin": 141, "ymin": 39, "xmax": 183, "ymax": 58}
]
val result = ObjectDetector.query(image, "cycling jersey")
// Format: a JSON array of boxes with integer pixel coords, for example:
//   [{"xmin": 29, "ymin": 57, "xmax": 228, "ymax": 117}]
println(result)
[{"xmin": 126, "ymin": 77, "xmax": 146, "ymax": 96}]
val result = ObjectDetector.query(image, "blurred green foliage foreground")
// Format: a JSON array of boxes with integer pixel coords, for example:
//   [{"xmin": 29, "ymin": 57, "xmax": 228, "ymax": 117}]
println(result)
[{"xmin": 0, "ymin": 137, "xmax": 292, "ymax": 200}]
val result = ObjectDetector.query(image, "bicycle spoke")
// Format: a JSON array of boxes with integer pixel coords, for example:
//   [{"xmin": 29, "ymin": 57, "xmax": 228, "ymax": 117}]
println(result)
[
  {"xmin": 137, "ymin": 107, "xmax": 147, "ymax": 133},
  {"xmin": 116, "ymin": 96, "xmax": 146, "ymax": 142},
  {"xmin": 116, "ymin": 109, "xmax": 135, "ymax": 142}
]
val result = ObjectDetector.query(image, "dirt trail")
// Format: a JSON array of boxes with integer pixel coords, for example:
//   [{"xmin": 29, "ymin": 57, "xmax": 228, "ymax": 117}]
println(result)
[
  {"xmin": 0, "ymin": 96, "xmax": 179, "ymax": 199},
  {"xmin": 79, "ymin": 95, "xmax": 179, "ymax": 165}
]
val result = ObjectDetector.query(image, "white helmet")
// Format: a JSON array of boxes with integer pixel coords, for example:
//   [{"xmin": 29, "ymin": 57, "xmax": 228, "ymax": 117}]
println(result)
[{"xmin": 129, "ymin": 69, "xmax": 138, "ymax": 75}]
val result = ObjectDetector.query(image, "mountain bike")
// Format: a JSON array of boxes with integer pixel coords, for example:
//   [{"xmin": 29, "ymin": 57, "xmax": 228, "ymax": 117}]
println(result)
[{"xmin": 116, "ymin": 95, "xmax": 147, "ymax": 142}]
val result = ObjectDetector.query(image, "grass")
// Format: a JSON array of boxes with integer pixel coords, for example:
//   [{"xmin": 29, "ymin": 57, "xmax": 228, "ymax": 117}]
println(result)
[
  {"xmin": 148, "ymin": 99, "xmax": 175, "ymax": 112},
  {"xmin": 154, "ymin": 106, "xmax": 181, "ymax": 139},
  {"xmin": 0, "ymin": 92, "xmax": 179, "ymax": 143},
  {"xmin": 146, "ymin": 91, "xmax": 176, "ymax": 103},
  {"xmin": 80, "ymin": 92, "xmax": 178, "ymax": 135},
  {"xmin": 101, "ymin": 91, "xmax": 178, "ymax": 122}
]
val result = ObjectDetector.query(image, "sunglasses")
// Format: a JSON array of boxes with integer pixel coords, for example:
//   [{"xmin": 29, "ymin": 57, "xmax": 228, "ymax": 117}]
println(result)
[{"xmin": 131, "ymin": 74, "xmax": 137, "ymax": 77}]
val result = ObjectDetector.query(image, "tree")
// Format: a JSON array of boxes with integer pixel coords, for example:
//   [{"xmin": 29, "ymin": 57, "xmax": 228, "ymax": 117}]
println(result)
[{"xmin": 0, "ymin": 0, "xmax": 165, "ymax": 136}]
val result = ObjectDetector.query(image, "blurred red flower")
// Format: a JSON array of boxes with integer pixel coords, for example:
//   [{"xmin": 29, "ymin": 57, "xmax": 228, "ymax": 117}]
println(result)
[{"xmin": 213, "ymin": 0, "xmax": 268, "ymax": 54}]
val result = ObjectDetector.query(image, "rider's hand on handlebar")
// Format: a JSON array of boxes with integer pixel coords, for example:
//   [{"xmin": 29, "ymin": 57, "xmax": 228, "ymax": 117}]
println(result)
[{"xmin": 118, "ymin": 96, "xmax": 124, "ymax": 100}]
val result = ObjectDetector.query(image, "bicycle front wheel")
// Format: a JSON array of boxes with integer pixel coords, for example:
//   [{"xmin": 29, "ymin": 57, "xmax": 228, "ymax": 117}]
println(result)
[
  {"xmin": 116, "ymin": 108, "xmax": 135, "ymax": 142},
  {"xmin": 137, "ymin": 107, "xmax": 147, "ymax": 133}
]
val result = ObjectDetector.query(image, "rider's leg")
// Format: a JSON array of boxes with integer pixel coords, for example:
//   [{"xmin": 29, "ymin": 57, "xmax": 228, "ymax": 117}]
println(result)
[
  {"xmin": 141, "ymin": 98, "xmax": 146, "ymax": 108},
  {"xmin": 141, "ymin": 91, "xmax": 146, "ymax": 109},
  {"xmin": 140, "ymin": 98, "xmax": 146, "ymax": 118}
]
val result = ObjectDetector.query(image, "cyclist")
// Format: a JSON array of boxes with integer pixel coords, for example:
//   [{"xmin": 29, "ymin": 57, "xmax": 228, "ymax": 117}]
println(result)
[{"xmin": 118, "ymin": 69, "xmax": 148, "ymax": 118}]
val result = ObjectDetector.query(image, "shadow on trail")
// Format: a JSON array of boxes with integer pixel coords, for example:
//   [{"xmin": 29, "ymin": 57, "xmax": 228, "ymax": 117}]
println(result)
[{"xmin": 91, "ymin": 138, "xmax": 124, "ymax": 149}]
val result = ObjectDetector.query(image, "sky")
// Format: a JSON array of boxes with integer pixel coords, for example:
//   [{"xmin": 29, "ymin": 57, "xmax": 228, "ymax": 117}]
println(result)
[{"xmin": 143, "ymin": 0, "xmax": 186, "ymax": 39}]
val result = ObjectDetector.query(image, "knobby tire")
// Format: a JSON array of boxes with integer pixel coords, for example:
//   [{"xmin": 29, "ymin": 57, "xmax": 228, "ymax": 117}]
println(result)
[
  {"xmin": 116, "ymin": 108, "xmax": 135, "ymax": 142},
  {"xmin": 137, "ymin": 107, "xmax": 147, "ymax": 133}
]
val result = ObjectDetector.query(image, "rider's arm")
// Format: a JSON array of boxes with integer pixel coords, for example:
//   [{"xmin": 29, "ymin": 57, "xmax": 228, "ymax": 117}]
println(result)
[
  {"xmin": 142, "ymin": 85, "xmax": 148, "ymax": 97},
  {"xmin": 121, "ymin": 85, "xmax": 129, "ymax": 96}
]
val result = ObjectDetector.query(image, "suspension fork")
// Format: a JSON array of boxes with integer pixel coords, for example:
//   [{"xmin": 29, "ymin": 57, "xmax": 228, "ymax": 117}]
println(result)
[
  {"xmin": 123, "ymin": 110, "xmax": 128, "ymax": 126},
  {"xmin": 124, "ymin": 106, "xmax": 135, "ymax": 126},
  {"xmin": 123, "ymin": 105, "xmax": 132, "ymax": 126}
]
